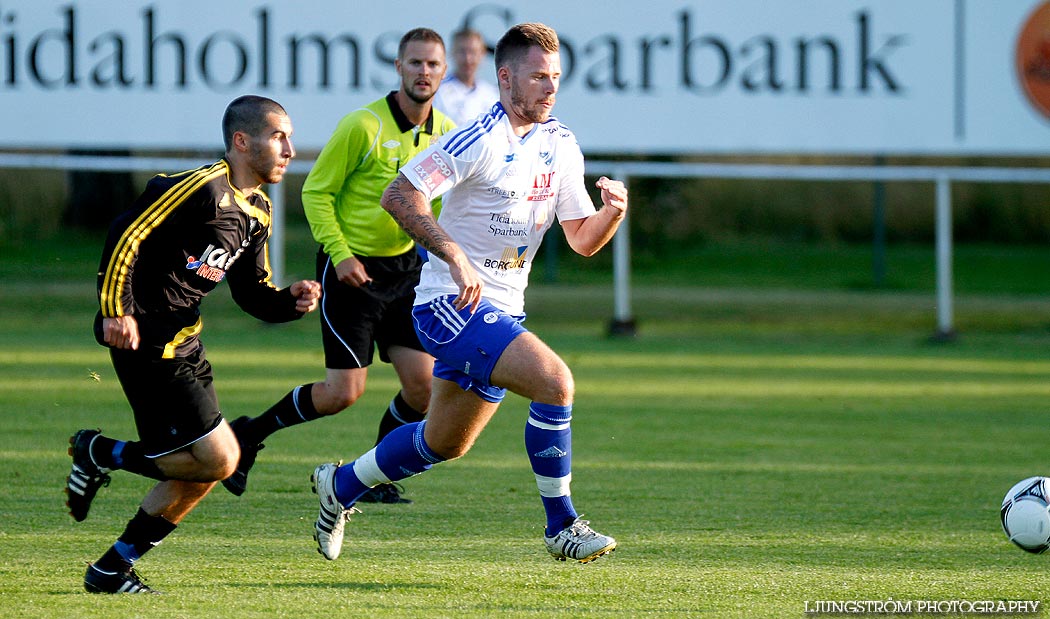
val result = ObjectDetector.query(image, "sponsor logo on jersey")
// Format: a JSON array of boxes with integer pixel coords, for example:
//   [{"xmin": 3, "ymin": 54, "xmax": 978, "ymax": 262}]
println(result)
[
  {"xmin": 185, "ymin": 240, "xmax": 247, "ymax": 283},
  {"xmin": 487, "ymin": 186, "xmax": 520, "ymax": 199},
  {"xmin": 528, "ymin": 172, "xmax": 556, "ymax": 202},
  {"xmin": 490, "ymin": 212, "xmax": 529, "ymax": 226},
  {"xmin": 413, "ymin": 152, "xmax": 453, "ymax": 191},
  {"xmin": 483, "ymin": 246, "xmax": 527, "ymax": 271},
  {"xmin": 488, "ymin": 211, "xmax": 530, "ymax": 239},
  {"xmin": 383, "ymin": 139, "xmax": 400, "ymax": 149}
]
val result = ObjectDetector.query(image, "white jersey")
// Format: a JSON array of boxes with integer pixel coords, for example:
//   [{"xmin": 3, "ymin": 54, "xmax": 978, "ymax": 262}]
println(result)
[
  {"xmin": 433, "ymin": 76, "xmax": 500, "ymax": 126},
  {"xmin": 401, "ymin": 103, "xmax": 597, "ymax": 314}
]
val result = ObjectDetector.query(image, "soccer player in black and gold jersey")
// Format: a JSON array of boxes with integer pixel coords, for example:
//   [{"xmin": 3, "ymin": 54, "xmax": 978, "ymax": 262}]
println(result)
[{"xmin": 65, "ymin": 95, "xmax": 321, "ymax": 594}]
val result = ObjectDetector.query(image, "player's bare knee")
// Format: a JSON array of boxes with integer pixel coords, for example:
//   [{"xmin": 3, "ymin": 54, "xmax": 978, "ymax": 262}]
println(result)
[
  {"xmin": 556, "ymin": 376, "xmax": 575, "ymax": 405},
  {"xmin": 537, "ymin": 373, "xmax": 574, "ymax": 406},
  {"xmin": 314, "ymin": 385, "xmax": 364, "ymax": 414},
  {"xmin": 332, "ymin": 390, "xmax": 362, "ymax": 412},
  {"xmin": 204, "ymin": 449, "xmax": 239, "ymax": 481},
  {"xmin": 211, "ymin": 458, "xmax": 238, "ymax": 481}
]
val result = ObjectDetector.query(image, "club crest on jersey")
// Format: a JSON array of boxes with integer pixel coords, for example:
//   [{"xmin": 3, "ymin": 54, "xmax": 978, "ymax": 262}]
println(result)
[{"xmin": 185, "ymin": 242, "xmax": 246, "ymax": 282}]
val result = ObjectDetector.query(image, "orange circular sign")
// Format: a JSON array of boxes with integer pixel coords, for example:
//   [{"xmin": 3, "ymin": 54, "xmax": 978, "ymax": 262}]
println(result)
[{"xmin": 1017, "ymin": 2, "xmax": 1050, "ymax": 119}]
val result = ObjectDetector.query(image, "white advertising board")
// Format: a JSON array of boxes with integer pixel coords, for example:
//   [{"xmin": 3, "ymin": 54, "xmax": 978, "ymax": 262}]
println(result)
[{"xmin": 3, "ymin": 0, "xmax": 1050, "ymax": 155}]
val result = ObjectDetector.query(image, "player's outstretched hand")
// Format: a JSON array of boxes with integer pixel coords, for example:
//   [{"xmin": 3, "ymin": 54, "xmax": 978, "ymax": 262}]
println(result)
[
  {"xmin": 596, "ymin": 176, "xmax": 628, "ymax": 214},
  {"xmin": 290, "ymin": 280, "xmax": 321, "ymax": 313}
]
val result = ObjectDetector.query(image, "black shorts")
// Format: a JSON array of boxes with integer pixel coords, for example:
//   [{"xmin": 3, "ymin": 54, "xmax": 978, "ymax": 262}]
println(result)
[
  {"xmin": 317, "ymin": 247, "xmax": 426, "ymax": 369},
  {"xmin": 110, "ymin": 345, "xmax": 223, "ymax": 458}
]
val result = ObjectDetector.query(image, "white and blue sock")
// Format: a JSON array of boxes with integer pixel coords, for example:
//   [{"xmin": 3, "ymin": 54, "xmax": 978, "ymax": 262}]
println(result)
[
  {"xmin": 525, "ymin": 402, "xmax": 578, "ymax": 536},
  {"xmin": 333, "ymin": 421, "xmax": 444, "ymax": 506}
]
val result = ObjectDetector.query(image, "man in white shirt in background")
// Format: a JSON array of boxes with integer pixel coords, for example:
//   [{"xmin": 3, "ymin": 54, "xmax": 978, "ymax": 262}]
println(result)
[{"xmin": 434, "ymin": 28, "xmax": 500, "ymax": 125}]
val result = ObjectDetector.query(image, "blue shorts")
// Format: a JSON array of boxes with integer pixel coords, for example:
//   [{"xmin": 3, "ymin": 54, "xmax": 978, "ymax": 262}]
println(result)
[{"xmin": 412, "ymin": 295, "xmax": 528, "ymax": 403}]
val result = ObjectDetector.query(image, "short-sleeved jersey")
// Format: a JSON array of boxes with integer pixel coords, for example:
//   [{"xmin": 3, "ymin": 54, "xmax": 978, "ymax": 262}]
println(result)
[
  {"xmin": 95, "ymin": 159, "xmax": 302, "ymax": 359},
  {"xmin": 302, "ymin": 92, "xmax": 456, "ymax": 263},
  {"xmin": 401, "ymin": 103, "xmax": 597, "ymax": 314},
  {"xmin": 433, "ymin": 76, "xmax": 500, "ymax": 126}
]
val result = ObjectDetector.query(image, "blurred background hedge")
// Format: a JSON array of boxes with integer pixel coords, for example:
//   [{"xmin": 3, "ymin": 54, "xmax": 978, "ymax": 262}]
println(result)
[{"xmin": 3, "ymin": 154, "xmax": 1050, "ymax": 250}]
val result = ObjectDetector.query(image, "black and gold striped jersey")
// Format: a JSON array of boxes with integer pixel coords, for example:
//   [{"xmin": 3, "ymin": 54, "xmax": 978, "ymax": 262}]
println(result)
[{"xmin": 94, "ymin": 159, "xmax": 302, "ymax": 359}]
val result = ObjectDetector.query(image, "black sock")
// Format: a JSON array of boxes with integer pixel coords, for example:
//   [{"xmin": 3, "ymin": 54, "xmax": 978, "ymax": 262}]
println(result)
[
  {"xmin": 117, "ymin": 442, "xmax": 168, "ymax": 481},
  {"xmin": 89, "ymin": 436, "xmax": 167, "ymax": 481},
  {"xmin": 242, "ymin": 384, "xmax": 321, "ymax": 444},
  {"xmin": 93, "ymin": 547, "xmax": 132, "ymax": 574},
  {"xmin": 95, "ymin": 508, "xmax": 177, "ymax": 571},
  {"xmin": 88, "ymin": 434, "xmax": 119, "ymax": 469},
  {"xmin": 374, "ymin": 391, "xmax": 426, "ymax": 446}
]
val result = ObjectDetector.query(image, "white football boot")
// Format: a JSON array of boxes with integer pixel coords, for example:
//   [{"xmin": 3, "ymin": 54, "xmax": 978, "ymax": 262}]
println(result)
[
  {"xmin": 311, "ymin": 462, "xmax": 360, "ymax": 560},
  {"xmin": 544, "ymin": 517, "xmax": 617, "ymax": 563}
]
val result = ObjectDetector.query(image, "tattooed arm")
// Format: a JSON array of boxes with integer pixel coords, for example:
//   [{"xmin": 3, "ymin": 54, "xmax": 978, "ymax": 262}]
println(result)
[{"xmin": 381, "ymin": 173, "xmax": 483, "ymax": 312}]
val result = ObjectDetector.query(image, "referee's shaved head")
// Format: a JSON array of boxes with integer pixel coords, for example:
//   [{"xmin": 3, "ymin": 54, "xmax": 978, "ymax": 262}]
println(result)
[
  {"xmin": 494, "ymin": 23, "xmax": 559, "ymax": 71},
  {"xmin": 222, "ymin": 96, "xmax": 288, "ymax": 151}
]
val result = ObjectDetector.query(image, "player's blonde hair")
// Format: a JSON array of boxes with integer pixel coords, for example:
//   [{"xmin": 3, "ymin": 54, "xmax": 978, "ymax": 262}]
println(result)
[{"xmin": 494, "ymin": 23, "xmax": 559, "ymax": 69}]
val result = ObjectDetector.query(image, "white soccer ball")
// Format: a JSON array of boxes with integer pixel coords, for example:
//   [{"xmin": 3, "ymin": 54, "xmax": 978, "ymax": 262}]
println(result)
[{"xmin": 1001, "ymin": 476, "xmax": 1050, "ymax": 554}]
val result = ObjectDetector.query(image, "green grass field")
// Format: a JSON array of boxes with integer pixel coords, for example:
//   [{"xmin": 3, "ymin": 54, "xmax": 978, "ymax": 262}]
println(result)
[{"xmin": 2, "ymin": 230, "xmax": 1050, "ymax": 618}]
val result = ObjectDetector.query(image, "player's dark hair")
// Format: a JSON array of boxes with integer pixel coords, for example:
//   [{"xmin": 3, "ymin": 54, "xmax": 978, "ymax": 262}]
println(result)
[
  {"xmin": 494, "ymin": 23, "xmax": 559, "ymax": 70},
  {"xmin": 398, "ymin": 27, "xmax": 445, "ymax": 60},
  {"xmin": 222, "ymin": 95, "xmax": 287, "ymax": 151}
]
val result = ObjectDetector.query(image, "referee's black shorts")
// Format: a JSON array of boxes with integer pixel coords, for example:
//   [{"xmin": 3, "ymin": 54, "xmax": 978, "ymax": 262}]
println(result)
[
  {"xmin": 317, "ymin": 247, "xmax": 427, "ymax": 370},
  {"xmin": 110, "ymin": 345, "xmax": 222, "ymax": 458}
]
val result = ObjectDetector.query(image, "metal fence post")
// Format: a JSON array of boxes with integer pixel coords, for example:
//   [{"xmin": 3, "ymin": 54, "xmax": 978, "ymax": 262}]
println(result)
[
  {"xmin": 934, "ymin": 175, "xmax": 955, "ymax": 341},
  {"xmin": 609, "ymin": 168, "xmax": 636, "ymax": 336},
  {"xmin": 268, "ymin": 182, "xmax": 286, "ymax": 288}
]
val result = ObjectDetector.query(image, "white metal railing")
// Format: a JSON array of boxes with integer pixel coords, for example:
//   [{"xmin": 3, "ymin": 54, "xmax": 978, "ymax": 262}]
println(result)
[
  {"xmin": 586, "ymin": 160, "xmax": 1050, "ymax": 339},
  {"xmin": 4, "ymin": 152, "xmax": 1050, "ymax": 338}
]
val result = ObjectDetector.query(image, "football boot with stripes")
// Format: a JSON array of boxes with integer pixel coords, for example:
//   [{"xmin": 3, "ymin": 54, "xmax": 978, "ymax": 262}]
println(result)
[
  {"xmin": 311, "ymin": 462, "xmax": 361, "ymax": 560},
  {"xmin": 543, "ymin": 517, "xmax": 617, "ymax": 563},
  {"xmin": 84, "ymin": 564, "xmax": 158, "ymax": 594},
  {"xmin": 66, "ymin": 429, "xmax": 111, "ymax": 522}
]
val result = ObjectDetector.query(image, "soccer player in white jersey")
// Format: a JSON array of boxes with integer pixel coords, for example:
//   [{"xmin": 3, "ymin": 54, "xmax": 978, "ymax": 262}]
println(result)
[
  {"xmin": 434, "ymin": 28, "xmax": 500, "ymax": 125},
  {"xmin": 310, "ymin": 22, "xmax": 628, "ymax": 564}
]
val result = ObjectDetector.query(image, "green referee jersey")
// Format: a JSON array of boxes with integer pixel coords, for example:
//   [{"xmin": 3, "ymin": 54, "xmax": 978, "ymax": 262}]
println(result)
[{"xmin": 303, "ymin": 91, "xmax": 456, "ymax": 262}]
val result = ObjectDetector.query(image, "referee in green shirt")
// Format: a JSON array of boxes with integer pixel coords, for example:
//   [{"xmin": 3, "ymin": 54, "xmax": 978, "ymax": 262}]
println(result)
[{"xmin": 221, "ymin": 28, "xmax": 456, "ymax": 504}]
